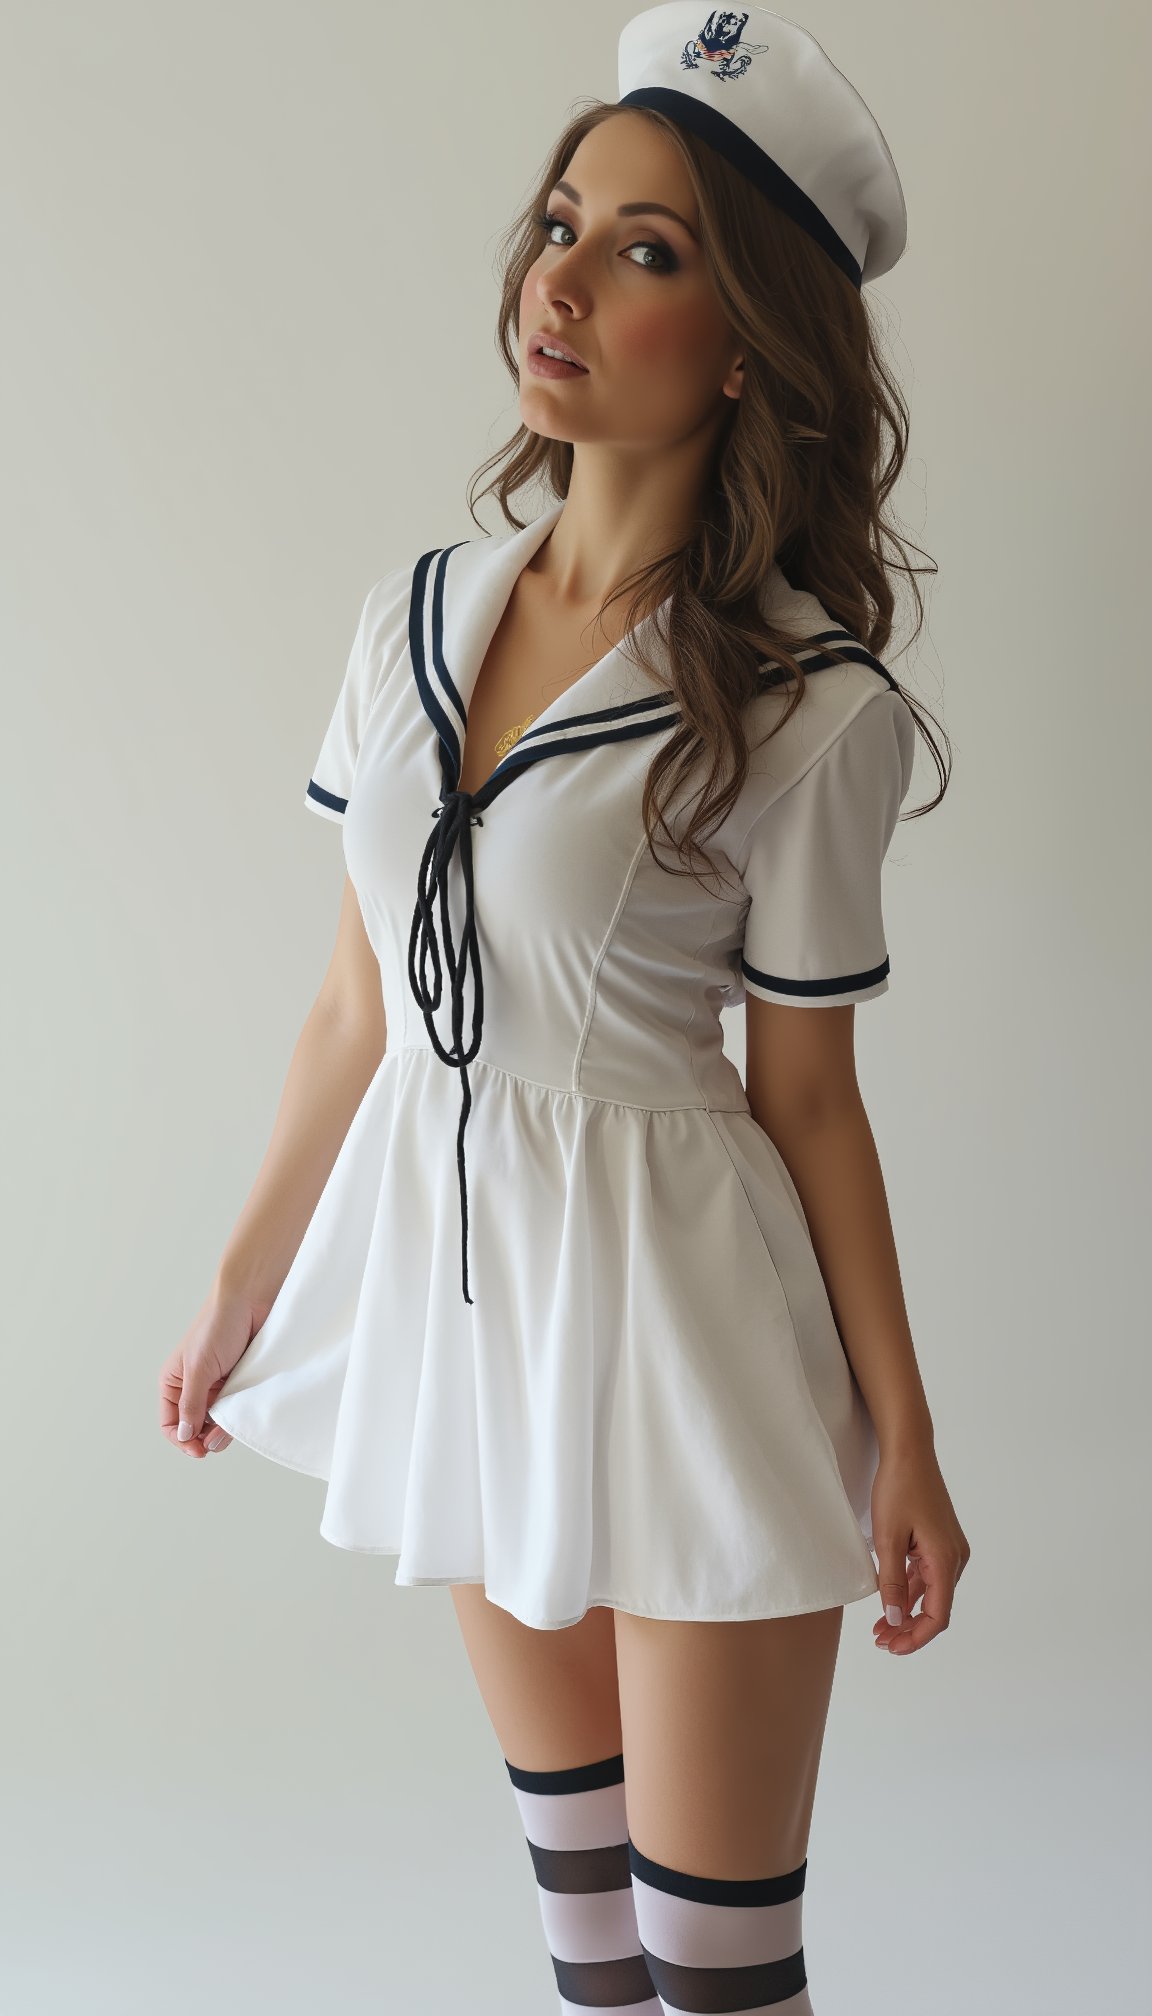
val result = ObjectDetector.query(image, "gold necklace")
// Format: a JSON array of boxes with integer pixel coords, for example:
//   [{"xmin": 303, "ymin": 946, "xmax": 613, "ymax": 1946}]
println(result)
[{"xmin": 494, "ymin": 712, "xmax": 537, "ymax": 760}]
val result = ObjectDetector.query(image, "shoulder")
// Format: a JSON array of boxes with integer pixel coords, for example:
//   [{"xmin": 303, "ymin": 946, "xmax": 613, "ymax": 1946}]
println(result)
[
  {"xmin": 357, "ymin": 555, "xmax": 421, "ymax": 658},
  {"xmin": 686, "ymin": 580, "xmax": 917, "ymax": 870},
  {"xmin": 739, "ymin": 574, "xmax": 915, "ymax": 814},
  {"xmin": 745, "ymin": 657, "xmax": 913, "ymax": 804},
  {"xmin": 341, "ymin": 549, "xmax": 431, "ymax": 718}
]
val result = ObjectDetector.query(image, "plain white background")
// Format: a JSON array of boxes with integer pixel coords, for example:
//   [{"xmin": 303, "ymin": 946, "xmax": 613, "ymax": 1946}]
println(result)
[{"xmin": 3, "ymin": 3, "xmax": 1149, "ymax": 2010}]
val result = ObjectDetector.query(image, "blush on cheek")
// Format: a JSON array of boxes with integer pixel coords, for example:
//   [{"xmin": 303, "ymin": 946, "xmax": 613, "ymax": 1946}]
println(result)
[
  {"xmin": 615, "ymin": 302, "xmax": 722, "ymax": 382},
  {"xmin": 612, "ymin": 307, "xmax": 682, "ymax": 367}
]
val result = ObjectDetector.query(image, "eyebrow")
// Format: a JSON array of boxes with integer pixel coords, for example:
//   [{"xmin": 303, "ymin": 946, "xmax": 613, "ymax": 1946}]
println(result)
[{"xmin": 552, "ymin": 180, "xmax": 699, "ymax": 244}]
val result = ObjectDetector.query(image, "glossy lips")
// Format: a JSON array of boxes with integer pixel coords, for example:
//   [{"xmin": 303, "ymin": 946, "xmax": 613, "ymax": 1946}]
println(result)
[{"xmin": 526, "ymin": 329, "xmax": 588, "ymax": 379}]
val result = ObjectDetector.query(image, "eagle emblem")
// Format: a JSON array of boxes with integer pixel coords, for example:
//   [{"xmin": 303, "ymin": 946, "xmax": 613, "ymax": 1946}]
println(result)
[{"xmin": 681, "ymin": 10, "xmax": 769, "ymax": 80}]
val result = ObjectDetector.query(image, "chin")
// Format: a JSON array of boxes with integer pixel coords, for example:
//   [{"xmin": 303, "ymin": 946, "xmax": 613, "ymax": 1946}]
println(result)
[{"xmin": 519, "ymin": 401, "xmax": 577, "ymax": 445}]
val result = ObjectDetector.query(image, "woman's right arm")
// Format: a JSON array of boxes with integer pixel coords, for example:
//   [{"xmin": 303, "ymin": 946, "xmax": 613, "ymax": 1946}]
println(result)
[{"xmin": 159, "ymin": 872, "xmax": 387, "ymax": 1458}]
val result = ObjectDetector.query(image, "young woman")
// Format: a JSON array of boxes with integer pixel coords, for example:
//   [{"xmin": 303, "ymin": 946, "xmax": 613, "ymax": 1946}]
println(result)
[{"xmin": 161, "ymin": 7, "xmax": 969, "ymax": 2008}]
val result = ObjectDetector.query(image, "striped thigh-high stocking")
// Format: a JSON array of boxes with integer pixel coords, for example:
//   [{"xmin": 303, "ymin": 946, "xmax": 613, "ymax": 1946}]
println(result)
[
  {"xmin": 504, "ymin": 1750, "xmax": 662, "ymax": 2013},
  {"xmin": 627, "ymin": 1841, "xmax": 815, "ymax": 2014}
]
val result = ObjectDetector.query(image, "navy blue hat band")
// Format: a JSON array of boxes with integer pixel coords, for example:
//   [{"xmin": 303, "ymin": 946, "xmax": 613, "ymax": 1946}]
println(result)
[
  {"xmin": 617, "ymin": 83, "xmax": 862, "ymax": 288},
  {"xmin": 616, "ymin": 7, "xmax": 908, "ymax": 288}
]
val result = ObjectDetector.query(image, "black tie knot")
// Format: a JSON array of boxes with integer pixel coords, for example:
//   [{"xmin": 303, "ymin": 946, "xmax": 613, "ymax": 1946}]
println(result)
[{"xmin": 433, "ymin": 790, "xmax": 484, "ymax": 829}]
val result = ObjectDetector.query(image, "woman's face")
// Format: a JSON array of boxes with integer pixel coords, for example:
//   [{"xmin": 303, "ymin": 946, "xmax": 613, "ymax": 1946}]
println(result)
[{"xmin": 518, "ymin": 113, "xmax": 743, "ymax": 451}]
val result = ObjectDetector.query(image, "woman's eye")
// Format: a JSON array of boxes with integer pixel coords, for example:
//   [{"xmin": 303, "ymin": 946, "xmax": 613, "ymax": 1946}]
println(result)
[
  {"xmin": 535, "ymin": 211, "xmax": 677, "ymax": 273},
  {"xmin": 537, "ymin": 211, "xmax": 576, "ymax": 247},
  {"xmin": 623, "ymin": 239, "xmax": 675, "ymax": 272}
]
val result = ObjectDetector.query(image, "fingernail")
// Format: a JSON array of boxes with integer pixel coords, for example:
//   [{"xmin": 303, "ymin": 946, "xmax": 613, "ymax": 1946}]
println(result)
[
  {"xmin": 177, "ymin": 1420, "xmax": 194, "ymax": 1442},
  {"xmin": 205, "ymin": 1433, "xmax": 226, "ymax": 1452},
  {"xmin": 885, "ymin": 1604, "xmax": 904, "ymax": 1627}
]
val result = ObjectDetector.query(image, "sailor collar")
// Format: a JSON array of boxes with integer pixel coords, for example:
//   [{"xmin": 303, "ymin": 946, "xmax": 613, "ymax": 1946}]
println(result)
[
  {"xmin": 400, "ymin": 506, "xmax": 889, "ymax": 1307},
  {"xmin": 404, "ymin": 504, "xmax": 683, "ymax": 1308},
  {"xmin": 410, "ymin": 501, "xmax": 682, "ymax": 807}
]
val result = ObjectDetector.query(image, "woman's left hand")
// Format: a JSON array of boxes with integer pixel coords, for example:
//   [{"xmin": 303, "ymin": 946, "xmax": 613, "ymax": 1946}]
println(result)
[{"xmin": 869, "ymin": 1438, "xmax": 970, "ymax": 1655}]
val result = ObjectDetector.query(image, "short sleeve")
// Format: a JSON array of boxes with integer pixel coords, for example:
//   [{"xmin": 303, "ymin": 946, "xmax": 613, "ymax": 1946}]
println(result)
[
  {"xmin": 303, "ymin": 588, "xmax": 377, "ymax": 823},
  {"xmin": 737, "ymin": 687, "xmax": 916, "ymax": 1006},
  {"xmin": 303, "ymin": 564, "xmax": 411, "ymax": 823}
]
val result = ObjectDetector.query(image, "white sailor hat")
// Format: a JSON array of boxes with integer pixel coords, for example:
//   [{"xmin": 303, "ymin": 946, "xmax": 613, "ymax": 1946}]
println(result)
[{"xmin": 616, "ymin": 4, "xmax": 907, "ymax": 288}]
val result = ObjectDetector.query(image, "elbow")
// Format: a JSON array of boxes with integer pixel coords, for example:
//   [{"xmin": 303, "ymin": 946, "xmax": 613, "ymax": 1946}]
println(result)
[{"xmin": 746, "ymin": 1078, "xmax": 865, "ymax": 1145}]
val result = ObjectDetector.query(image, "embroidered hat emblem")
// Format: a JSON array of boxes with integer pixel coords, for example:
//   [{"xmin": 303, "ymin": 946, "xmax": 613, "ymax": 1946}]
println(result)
[{"xmin": 680, "ymin": 10, "xmax": 769, "ymax": 81}]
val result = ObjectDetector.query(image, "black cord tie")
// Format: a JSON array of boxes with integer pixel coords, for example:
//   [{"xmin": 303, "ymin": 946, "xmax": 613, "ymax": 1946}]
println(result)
[{"xmin": 406, "ymin": 788, "xmax": 486, "ymax": 1305}]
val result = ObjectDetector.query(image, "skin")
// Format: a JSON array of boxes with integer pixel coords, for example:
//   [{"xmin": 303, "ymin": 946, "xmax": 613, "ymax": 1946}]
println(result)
[
  {"xmin": 161, "ymin": 109, "xmax": 969, "ymax": 1892},
  {"xmin": 514, "ymin": 112, "xmax": 746, "ymax": 617},
  {"xmin": 453, "ymin": 112, "xmax": 970, "ymax": 1880}
]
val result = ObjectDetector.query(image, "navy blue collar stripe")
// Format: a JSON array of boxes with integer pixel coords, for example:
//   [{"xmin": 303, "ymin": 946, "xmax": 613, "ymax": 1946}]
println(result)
[
  {"xmin": 757, "ymin": 629, "xmax": 897, "ymax": 692},
  {"xmin": 398, "ymin": 539, "xmax": 893, "ymax": 1307},
  {"xmin": 409, "ymin": 544, "xmax": 894, "ymax": 781},
  {"xmin": 428, "ymin": 540, "xmax": 470, "ymax": 739},
  {"xmin": 409, "ymin": 542, "xmax": 469, "ymax": 786},
  {"xmin": 404, "ymin": 540, "xmax": 697, "ymax": 1306},
  {"xmin": 514, "ymin": 687, "xmax": 683, "ymax": 747},
  {"xmin": 411, "ymin": 541, "xmax": 689, "ymax": 795},
  {"xmin": 479, "ymin": 710, "xmax": 684, "ymax": 798}
]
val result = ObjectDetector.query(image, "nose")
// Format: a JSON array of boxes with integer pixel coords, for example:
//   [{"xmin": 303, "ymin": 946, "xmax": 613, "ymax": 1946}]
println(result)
[{"xmin": 535, "ymin": 247, "xmax": 591, "ymax": 320}]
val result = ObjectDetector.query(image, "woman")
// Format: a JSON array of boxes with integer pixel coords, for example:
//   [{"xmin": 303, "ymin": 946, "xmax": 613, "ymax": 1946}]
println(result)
[{"xmin": 161, "ymin": 7, "xmax": 969, "ymax": 2008}]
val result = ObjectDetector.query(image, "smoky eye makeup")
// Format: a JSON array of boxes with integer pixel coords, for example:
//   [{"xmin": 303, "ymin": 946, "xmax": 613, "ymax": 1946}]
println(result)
[{"xmin": 534, "ymin": 206, "xmax": 682, "ymax": 274}]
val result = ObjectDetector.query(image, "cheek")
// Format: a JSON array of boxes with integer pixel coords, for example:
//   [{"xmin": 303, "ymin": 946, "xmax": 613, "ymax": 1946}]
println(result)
[
  {"xmin": 519, "ymin": 268, "xmax": 540, "ymax": 328},
  {"xmin": 612, "ymin": 298, "xmax": 723, "ymax": 385}
]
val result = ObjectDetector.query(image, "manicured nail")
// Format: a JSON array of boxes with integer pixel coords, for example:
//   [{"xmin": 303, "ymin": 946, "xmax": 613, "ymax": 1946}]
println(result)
[
  {"xmin": 885, "ymin": 1604, "xmax": 903, "ymax": 1627},
  {"xmin": 205, "ymin": 1433, "xmax": 226, "ymax": 1452},
  {"xmin": 177, "ymin": 1420, "xmax": 194, "ymax": 1442}
]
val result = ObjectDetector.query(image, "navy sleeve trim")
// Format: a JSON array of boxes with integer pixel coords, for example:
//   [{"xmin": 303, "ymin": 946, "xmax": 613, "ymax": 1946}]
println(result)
[
  {"xmin": 741, "ymin": 952, "xmax": 890, "ymax": 997},
  {"xmin": 306, "ymin": 778, "xmax": 348, "ymax": 816}
]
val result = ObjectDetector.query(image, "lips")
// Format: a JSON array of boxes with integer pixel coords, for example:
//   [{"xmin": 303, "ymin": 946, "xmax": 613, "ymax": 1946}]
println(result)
[{"xmin": 528, "ymin": 330, "xmax": 588, "ymax": 370}]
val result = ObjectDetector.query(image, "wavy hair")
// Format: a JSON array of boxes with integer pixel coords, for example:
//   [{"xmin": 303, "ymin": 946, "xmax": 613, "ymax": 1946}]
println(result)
[{"xmin": 466, "ymin": 100, "xmax": 950, "ymax": 884}]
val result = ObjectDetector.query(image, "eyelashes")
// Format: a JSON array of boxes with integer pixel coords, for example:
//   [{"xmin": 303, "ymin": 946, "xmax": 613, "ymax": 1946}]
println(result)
[{"xmin": 532, "ymin": 210, "xmax": 679, "ymax": 274}]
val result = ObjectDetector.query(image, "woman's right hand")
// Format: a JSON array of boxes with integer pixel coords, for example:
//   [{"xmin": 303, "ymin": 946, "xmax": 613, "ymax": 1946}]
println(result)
[{"xmin": 158, "ymin": 1284, "xmax": 271, "ymax": 1459}]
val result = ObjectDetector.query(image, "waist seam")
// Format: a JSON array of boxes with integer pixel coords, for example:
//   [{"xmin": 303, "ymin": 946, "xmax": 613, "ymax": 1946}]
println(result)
[{"xmin": 385, "ymin": 1042, "xmax": 751, "ymax": 1116}]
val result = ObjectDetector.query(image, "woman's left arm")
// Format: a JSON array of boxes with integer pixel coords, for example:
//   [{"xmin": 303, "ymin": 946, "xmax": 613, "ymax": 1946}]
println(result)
[{"xmin": 745, "ymin": 993, "xmax": 971, "ymax": 1655}]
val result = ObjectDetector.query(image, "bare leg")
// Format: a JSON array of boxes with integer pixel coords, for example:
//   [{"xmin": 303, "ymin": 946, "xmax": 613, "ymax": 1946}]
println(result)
[
  {"xmin": 612, "ymin": 1605, "xmax": 844, "ymax": 2011},
  {"xmin": 451, "ymin": 1584, "xmax": 660, "ymax": 2009},
  {"xmin": 450, "ymin": 1584, "xmax": 624, "ymax": 1765},
  {"xmin": 612, "ymin": 1606, "xmax": 843, "ymax": 1875}
]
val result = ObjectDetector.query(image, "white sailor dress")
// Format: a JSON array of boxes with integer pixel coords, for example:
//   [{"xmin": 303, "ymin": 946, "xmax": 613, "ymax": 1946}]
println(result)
[{"xmin": 207, "ymin": 499, "xmax": 917, "ymax": 1631}]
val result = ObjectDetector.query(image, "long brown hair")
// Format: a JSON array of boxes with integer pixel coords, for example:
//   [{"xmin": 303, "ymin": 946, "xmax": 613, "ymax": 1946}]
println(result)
[{"xmin": 466, "ymin": 100, "xmax": 950, "ymax": 884}]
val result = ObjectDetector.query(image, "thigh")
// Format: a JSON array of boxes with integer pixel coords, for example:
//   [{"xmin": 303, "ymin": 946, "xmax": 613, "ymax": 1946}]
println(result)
[
  {"xmin": 450, "ymin": 1585, "xmax": 624, "ymax": 1769},
  {"xmin": 613, "ymin": 1605, "xmax": 844, "ymax": 1878}
]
